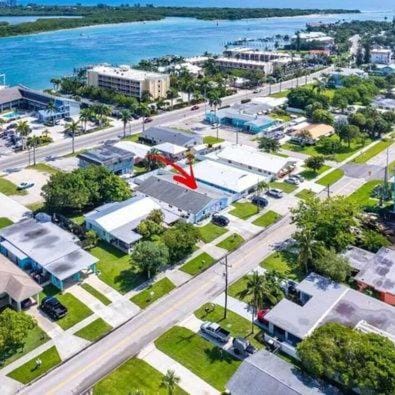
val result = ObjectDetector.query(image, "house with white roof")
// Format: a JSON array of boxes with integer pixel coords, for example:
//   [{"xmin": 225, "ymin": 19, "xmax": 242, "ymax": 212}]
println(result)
[
  {"xmin": 153, "ymin": 142, "xmax": 188, "ymax": 161},
  {"xmin": 114, "ymin": 141, "xmax": 151, "ymax": 164},
  {"xmin": 192, "ymin": 159, "xmax": 267, "ymax": 200},
  {"xmin": 85, "ymin": 196, "xmax": 179, "ymax": 253},
  {"xmin": 205, "ymin": 145, "xmax": 296, "ymax": 180}
]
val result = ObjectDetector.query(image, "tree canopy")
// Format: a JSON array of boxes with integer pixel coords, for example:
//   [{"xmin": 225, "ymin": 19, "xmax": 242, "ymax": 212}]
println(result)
[{"xmin": 297, "ymin": 323, "xmax": 395, "ymax": 394}]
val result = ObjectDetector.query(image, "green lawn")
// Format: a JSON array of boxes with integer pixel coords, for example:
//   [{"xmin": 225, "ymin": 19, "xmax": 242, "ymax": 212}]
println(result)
[
  {"xmin": 283, "ymin": 135, "xmax": 372, "ymax": 162},
  {"xmin": 0, "ymin": 217, "xmax": 13, "ymax": 229},
  {"xmin": 27, "ymin": 163, "xmax": 59, "ymax": 175},
  {"xmin": 122, "ymin": 132, "xmax": 141, "ymax": 142},
  {"xmin": 80, "ymin": 283, "xmax": 111, "ymax": 306},
  {"xmin": 0, "ymin": 177, "xmax": 27, "ymax": 196},
  {"xmin": 26, "ymin": 202, "xmax": 45, "ymax": 213},
  {"xmin": 228, "ymin": 275, "xmax": 252, "ymax": 303},
  {"xmin": 66, "ymin": 213, "xmax": 85, "ymax": 226},
  {"xmin": 260, "ymin": 251, "xmax": 304, "ymax": 280},
  {"xmin": 203, "ymin": 136, "xmax": 225, "ymax": 144},
  {"xmin": 90, "ymin": 242, "xmax": 146, "ymax": 294},
  {"xmin": 270, "ymin": 89, "xmax": 289, "ymax": 98},
  {"xmin": 155, "ymin": 326, "xmax": 241, "ymax": 391},
  {"xmin": 296, "ymin": 189, "xmax": 316, "ymax": 200},
  {"xmin": 316, "ymin": 168, "xmax": 344, "ymax": 186},
  {"xmin": 40, "ymin": 285, "xmax": 93, "ymax": 330},
  {"xmin": 252, "ymin": 210, "xmax": 281, "ymax": 227},
  {"xmin": 7, "ymin": 346, "xmax": 61, "ymax": 384},
  {"xmin": 195, "ymin": 303, "xmax": 263, "ymax": 349},
  {"xmin": 229, "ymin": 202, "xmax": 259, "ymax": 219},
  {"xmin": 198, "ymin": 222, "xmax": 228, "ymax": 243},
  {"xmin": 217, "ymin": 233, "xmax": 244, "ymax": 251},
  {"xmin": 0, "ymin": 324, "xmax": 49, "ymax": 367},
  {"xmin": 181, "ymin": 252, "xmax": 216, "ymax": 276},
  {"xmin": 93, "ymin": 358, "xmax": 186, "ymax": 395},
  {"xmin": 299, "ymin": 165, "xmax": 331, "ymax": 180},
  {"xmin": 269, "ymin": 181, "xmax": 297, "ymax": 193},
  {"xmin": 349, "ymin": 180, "xmax": 383, "ymax": 209},
  {"xmin": 270, "ymin": 111, "xmax": 292, "ymax": 122},
  {"xmin": 74, "ymin": 318, "xmax": 112, "ymax": 342},
  {"xmin": 353, "ymin": 139, "xmax": 394, "ymax": 164},
  {"xmin": 130, "ymin": 277, "xmax": 175, "ymax": 309}
]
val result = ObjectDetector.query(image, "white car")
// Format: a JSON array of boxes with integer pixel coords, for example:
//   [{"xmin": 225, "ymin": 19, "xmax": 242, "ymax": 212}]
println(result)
[{"xmin": 267, "ymin": 188, "xmax": 284, "ymax": 198}]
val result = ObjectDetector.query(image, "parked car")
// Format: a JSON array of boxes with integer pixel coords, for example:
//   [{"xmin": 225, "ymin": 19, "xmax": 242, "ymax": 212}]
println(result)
[
  {"xmin": 285, "ymin": 177, "xmax": 300, "ymax": 185},
  {"xmin": 257, "ymin": 308, "xmax": 271, "ymax": 325},
  {"xmin": 251, "ymin": 196, "xmax": 268, "ymax": 208},
  {"xmin": 40, "ymin": 296, "xmax": 67, "ymax": 320},
  {"xmin": 212, "ymin": 214, "xmax": 229, "ymax": 227},
  {"xmin": 200, "ymin": 321, "xmax": 231, "ymax": 343},
  {"xmin": 233, "ymin": 337, "xmax": 257, "ymax": 355},
  {"xmin": 144, "ymin": 117, "xmax": 153, "ymax": 123},
  {"xmin": 191, "ymin": 105, "xmax": 199, "ymax": 111},
  {"xmin": 266, "ymin": 188, "xmax": 283, "ymax": 199},
  {"xmin": 17, "ymin": 182, "xmax": 34, "ymax": 190},
  {"xmin": 291, "ymin": 174, "xmax": 304, "ymax": 182},
  {"xmin": 274, "ymin": 237, "xmax": 297, "ymax": 252}
]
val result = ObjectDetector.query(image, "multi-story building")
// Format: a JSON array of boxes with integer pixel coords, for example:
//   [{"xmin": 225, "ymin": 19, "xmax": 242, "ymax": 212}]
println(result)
[
  {"xmin": 87, "ymin": 65, "xmax": 170, "ymax": 100},
  {"xmin": 223, "ymin": 47, "xmax": 299, "ymax": 63},
  {"xmin": 370, "ymin": 48, "xmax": 392, "ymax": 65}
]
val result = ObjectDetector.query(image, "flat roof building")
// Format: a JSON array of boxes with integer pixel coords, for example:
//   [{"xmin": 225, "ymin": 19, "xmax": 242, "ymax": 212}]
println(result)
[
  {"xmin": 85, "ymin": 196, "xmax": 178, "ymax": 253},
  {"xmin": 344, "ymin": 246, "xmax": 395, "ymax": 306},
  {"xmin": 136, "ymin": 176, "xmax": 228, "ymax": 223},
  {"xmin": 205, "ymin": 145, "xmax": 296, "ymax": 180},
  {"xmin": 264, "ymin": 273, "xmax": 395, "ymax": 354},
  {"xmin": 370, "ymin": 48, "xmax": 392, "ymax": 65},
  {"xmin": 87, "ymin": 65, "xmax": 170, "ymax": 100},
  {"xmin": 153, "ymin": 142, "xmax": 188, "ymax": 160},
  {"xmin": 141, "ymin": 126, "xmax": 203, "ymax": 147},
  {"xmin": 77, "ymin": 145, "xmax": 134, "ymax": 175},
  {"xmin": 113, "ymin": 141, "xmax": 151, "ymax": 163},
  {"xmin": 0, "ymin": 219, "xmax": 98, "ymax": 291}
]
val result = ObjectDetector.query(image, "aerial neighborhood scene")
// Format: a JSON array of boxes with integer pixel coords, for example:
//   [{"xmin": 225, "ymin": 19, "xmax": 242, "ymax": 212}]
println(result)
[{"xmin": 1, "ymin": 0, "xmax": 395, "ymax": 394}]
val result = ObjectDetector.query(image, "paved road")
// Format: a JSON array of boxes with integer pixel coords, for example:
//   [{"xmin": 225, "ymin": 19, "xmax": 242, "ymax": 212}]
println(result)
[
  {"xmin": 21, "ymin": 217, "xmax": 296, "ymax": 395},
  {"xmin": 0, "ymin": 67, "xmax": 332, "ymax": 173}
]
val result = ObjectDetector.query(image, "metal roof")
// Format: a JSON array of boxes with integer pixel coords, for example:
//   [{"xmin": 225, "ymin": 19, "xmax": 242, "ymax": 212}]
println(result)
[
  {"xmin": 141, "ymin": 126, "xmax": 202, "ymax": 147},
  {"xmin": 0, "ymin": 86, "xmax": 23, "ymax": 106},
  {"xmin": 137, "ymin": 176, "xmax": 214, "ymax": 214},
  {"xmin": 227, "ymin": 350, "xmax": 338, "ymax": 395},
  {"xmin": 78, "ymin": 145, "xmax": 134, "ymax": 166}
]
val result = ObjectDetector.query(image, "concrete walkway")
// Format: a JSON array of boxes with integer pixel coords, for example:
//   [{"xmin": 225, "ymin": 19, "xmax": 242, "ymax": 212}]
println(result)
[
  {"xmin": 83, "ymin": 275, "xmax": 125, "ymax": 303},
  {"xmin": 0, "ymin": 193, "xmax": 31, "ymax": 222},
  {"xmin": 138, "ymin": 343, "xmax": 219, "ymax": 395},
  {"xmin": 0, "ymin": 375, "xmax": 23, "ymax": 395}
]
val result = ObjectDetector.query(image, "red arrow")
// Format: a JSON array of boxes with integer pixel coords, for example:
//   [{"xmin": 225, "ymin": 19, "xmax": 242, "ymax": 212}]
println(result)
[{"xmin": 148, "ymin": 154, "xmax": 198, "ymax": 190}]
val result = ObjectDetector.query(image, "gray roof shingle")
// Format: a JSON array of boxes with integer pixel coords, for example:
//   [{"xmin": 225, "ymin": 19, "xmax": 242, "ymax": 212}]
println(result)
[{"xmin": 141, "ymin": 126, "xmax": 202, "ymax": 147}]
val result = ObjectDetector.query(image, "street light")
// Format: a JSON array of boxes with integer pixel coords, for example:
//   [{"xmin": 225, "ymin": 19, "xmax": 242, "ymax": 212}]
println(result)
[{"xmin": 221, "ymin": 255, "xmax": 231, "ymax": 319}]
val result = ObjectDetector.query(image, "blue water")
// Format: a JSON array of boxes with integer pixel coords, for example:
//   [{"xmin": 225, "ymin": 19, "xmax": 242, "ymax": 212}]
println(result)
[{"xmin": 0, "ymin": 10, "xmax": 393, "ymax": 89}]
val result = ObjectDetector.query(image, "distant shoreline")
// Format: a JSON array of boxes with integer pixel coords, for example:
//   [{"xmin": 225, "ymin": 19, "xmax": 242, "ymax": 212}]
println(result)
[{"xmin": 0, "ymin": 6, "xmax": 360, "ymax": 39}]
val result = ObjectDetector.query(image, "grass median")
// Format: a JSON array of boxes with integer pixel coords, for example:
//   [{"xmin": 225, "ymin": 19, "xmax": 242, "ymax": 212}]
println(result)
[
  {"xmin": 75, "ymin": 318, "xmax": 112, "ymax": 342},
  {"xmin": 181, "ymin": 252, "xmax": 216, "ymax": 276}
]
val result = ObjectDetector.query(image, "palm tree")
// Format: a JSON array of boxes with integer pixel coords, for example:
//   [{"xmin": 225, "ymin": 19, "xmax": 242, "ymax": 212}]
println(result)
[
  {"xmin": 295, "ymin": 228, "xmax": 316, "ymax": 274},
  {"xmin": 16, "ymin": 120, "xmax": 31, "ymax": 151},
  {"xmin": 65, "ymin": 120, "xmax": 80, "ymax": 154},
  {"xmin": 79, "ymin": 108, "xmax": 90, "ymax": 133},
  {"xmin": 27, "ymin": 135, "xmax": 40, "ymax": 165},
  {"xmin": 184, "ymin": 80, "xmax": 195, "ymax": 105},
  {"xmin": 166, "ymin": 89, "xmax": 178, "ymax": 110},
  {"xmin": 46, "ymin": 100, "xmax": 57, "ymax": 126},
  {"xmin": 120, "ymin": 109, "xmax": 131, "ymax": 138},
  {"xmin": 139, "ymin": 103, "xmax": 151, "ymax": 134},
  {"xmin": 161, "ymin": 369, "xmax": 180, "ymax": 395},
  {"xmin": 50, "ymin": 78, "xmax": 61, "ymax": 91},
  {"xmin": 208, "ymin": 92, "xmax": 222, "ymax": 141}
]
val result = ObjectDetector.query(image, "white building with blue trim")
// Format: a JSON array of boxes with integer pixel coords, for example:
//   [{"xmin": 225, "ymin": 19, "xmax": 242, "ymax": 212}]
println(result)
[{"xmin": 0, "ymin": 219, "xmax": 98, "ymax": 291}]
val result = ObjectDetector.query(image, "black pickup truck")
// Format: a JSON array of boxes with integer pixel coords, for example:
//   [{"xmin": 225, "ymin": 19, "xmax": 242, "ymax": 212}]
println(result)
[{"xmin": 40, "ymin": 296, "xmax": 68, "ymax": 320}]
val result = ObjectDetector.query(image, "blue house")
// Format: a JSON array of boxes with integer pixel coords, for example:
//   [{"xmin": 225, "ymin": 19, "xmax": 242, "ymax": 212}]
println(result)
[
  {"xmin": 0, "ymin": 219, "xmax": 98, "ymax": 291},
  {"xmin": 205, "ymin": 107, "xmax": 279, "ymax": 134},
  {"xmin": 78, "ymin": 145, "xmax": 135, "ymax": 175}
]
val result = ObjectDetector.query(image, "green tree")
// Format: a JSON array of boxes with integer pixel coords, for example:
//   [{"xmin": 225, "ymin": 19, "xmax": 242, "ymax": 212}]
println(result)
[
  {"xmin": 297, "ymin": 323, "xmax": 395, "ymax": 394},
  {"xmin": 313, "ymin": 247, "xmax": 351, "ymax": 282},
  {"xmin": 162, "ymin": 221, "xmax": 200, "ymax": 262},
  {"xmin": 332, "ymin": 94, "xmax": 348, "ymax": 113},
  {"xmin": 136, "ymin": 219, "xmax": 164, "ymax": 240},
  {"xmin": 161, "ymin": 369, "xmax": 180, "ymax": 395},
  {"xmin": 120, "ymin": 109, "xmax": 131, "ymax": 138},
  {"xmin": 360, "ymin": 229, "xmax": 390, "ymax": 253},
  {"xmin": 46, "ymin": 100, "xmax": 57, "ymax": 126},
  {"xmin": 146, "ymin": 209, "xmax": 164, "ymax": 225},
  {"xmin": 16, "ymin": 120, "xmax": 31, "ymax": 151},
  {"xmin": 258, "ymin": 136, "xmax": 280, "ymax": 153},
  {"xmin": 311, "ymin": 109, "xmax": 334, "ymax": 125},
  {"xmin": 131, "ymin": 240, "xmax": 169, "ymax": 279},
  {"xmin": 304, "ymin": 155, "xmax": 325, "ymax": 174},
  {"xmin": 0, "ymin": 309, "xmax": 37, "ymax": 358},
  {"xmin": 83, "ymin": 230, "xmax": 98, "ymax": 249},
  {"xmin": 166, "ymin": 88, "xmax": 179, "ymax": 110},
  {"xmin": 79, "ymin": 108, "xmax": 91, "ymax": 133},
  {"xmin": 65, "ymin": 119, "xmax": 80, "ymax": 154}
]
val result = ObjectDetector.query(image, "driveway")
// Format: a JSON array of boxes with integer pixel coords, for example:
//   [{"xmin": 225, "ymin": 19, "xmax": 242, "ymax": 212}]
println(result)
[{"xmin": 0, "ymin": 193, "xmax": 31, "ymax": 222}]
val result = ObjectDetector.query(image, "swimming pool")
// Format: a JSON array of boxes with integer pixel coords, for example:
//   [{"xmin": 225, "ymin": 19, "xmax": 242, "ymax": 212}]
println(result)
[{"xmin": 0, "ymin": 111, "xmax": 22, "ymax": 121}]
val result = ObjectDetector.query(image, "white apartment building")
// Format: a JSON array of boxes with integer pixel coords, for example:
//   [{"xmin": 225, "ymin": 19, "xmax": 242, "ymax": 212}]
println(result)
[
  {"xmin": 87, "ymin": 65, "xmax": 170, "ymax": 99},
  {"xmin": 223, "ymin": 47, "xmax": 299, "ymax": 62},
  {"xmin": 370, "ymin": 48, "xmax": 392, "ymax": 65}
]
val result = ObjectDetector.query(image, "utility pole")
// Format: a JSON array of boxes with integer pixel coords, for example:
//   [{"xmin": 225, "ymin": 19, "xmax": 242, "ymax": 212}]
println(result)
[
  {"xmin": 221, "ymin": 255, "xmax": 231, "ymax": 319},
  {"xmin": 326, "ymin": 184, "xmax": 330, "ymax": 199}
]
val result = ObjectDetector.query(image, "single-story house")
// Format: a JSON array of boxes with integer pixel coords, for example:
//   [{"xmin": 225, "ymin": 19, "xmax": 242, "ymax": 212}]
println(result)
[
  {"xmin": 141, "ymin": 126, "xmax": 203, "ymax": 147},
  {"xmin": 373, "ymin": 64, "xmax": 395, "ymax": 76},
  {"xmin": 205, "ymin": 145, "xmax": 296, "ymax": 180},
  {"xmin": 113, "ymin": 141, "xmax": 151, "ymax": 164},
  {"xmin": 327, "ymin": 68, "xmax": 367, "ymax": 88},
  {"xmin": 290, "ymin": 122, "xmax": 334, "ymax": 142},
  {"xmin": 0, "ymin": 219, "xmax": 98, "ymax": 291},
  {"xmin": 136, "ymin": 176, "xmax": 228, "ymax": 223},
  {"xmin": 153, "ymin": 142, "xmax": 188, "ymax": 161},
  {"xmin": 227, "ymin": 349, "xmax": 338, "ymax": 395},
  {"xmin": 77, "ymin": 145, "xmax": 135, "ymax": 175},
  {"xmin": 263, "ymin": 273, "xmax": 395, "ymax": 357},
  {"xmin": 206, "ymin": 106, "xmax": 280, "ymax": 134},
  {"xmin": 0, "ymin": 254, "xmax": 42, "ymax": 311},
  {"xmin": 344, "ymin": 246, "xmax": 395, "ymax": 306},
  {"xmin": 192, "ymin": 159, "xmax": 268, "ymax": 199},
  {"xmin": 373, "ymin": 97, "xmax": 395, "ymax": 111},
  {"xmin": 85, "ymin": 196, "xmax": 179, "ymax": 253}
]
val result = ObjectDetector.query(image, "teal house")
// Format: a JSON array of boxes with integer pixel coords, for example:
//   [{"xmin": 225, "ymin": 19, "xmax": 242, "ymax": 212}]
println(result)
[{"xmin": 0, "ymin": 219, "xmax": 98, "ymax": 291}]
